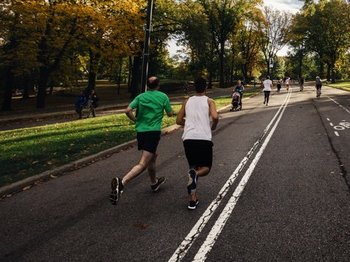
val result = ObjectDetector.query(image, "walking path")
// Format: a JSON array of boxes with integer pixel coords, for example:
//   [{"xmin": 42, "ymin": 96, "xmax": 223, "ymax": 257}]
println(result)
[{"xmin": 0, "ymin": 88, "xmax": 231, "ymax": 131}]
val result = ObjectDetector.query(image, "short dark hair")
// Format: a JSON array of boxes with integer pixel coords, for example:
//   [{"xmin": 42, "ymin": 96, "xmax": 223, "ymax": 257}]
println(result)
[
  {"xmin": 266, "ymin": 75, "xmax": 270, "ymax": 79},
  {"xmin": 147, "ymin": 76, "xmax": 159, "ymax": 89},
  {"xmin": 194, "ymin": 77, "xmax": 207, "ymax": 93}
]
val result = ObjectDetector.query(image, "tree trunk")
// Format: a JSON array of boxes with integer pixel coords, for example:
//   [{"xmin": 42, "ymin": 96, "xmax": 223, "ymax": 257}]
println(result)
[
  {"xmin": 219, "ymin": 41, "xmax": 225, "ymax": 88},
  {"xmin": 130, "ymin": 55, "xmax": 142, "ymax": 99},
  {"xmin": 87, "ymin": 50, "xmax": 101, "ymax": 94},
  {"xmin": 331, "ymin": 63, "xmax": 336, "ymax": 83},
  {"xmin": 117, "ymin": 58, "xmax": 123, "ymax": 95},
  {"xmin": 36, "ymin": 68, "xmax": 49, "ymax": 109},
  {"xmin": 208, "ymin": 71, "xmax": 213, "ymax": 89},
  {"xmin": 266, "ymin": 59, "xmax": 270, "ymax": 76},
  {"xmin": 2, "ymin": 69, "xmax": 14, "ymax": 111},
  {"xmin": 326, "ymin": 63, "xmax": 331, "ymax": 82},
  {"xmin": 298, "ymin": 51, "xmax": 303, "ymax": 78},
  {"xmin": 22, "ymin": 76, "xmax": 31, "ymax": 99}
]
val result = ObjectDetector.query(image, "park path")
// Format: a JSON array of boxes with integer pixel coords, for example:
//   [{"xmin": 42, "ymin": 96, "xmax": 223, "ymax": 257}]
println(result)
[
  {"xmin": 0, "ymin": 87, "xmax": 231, "ymax": 131},
  {"xmin": 1, "ymin": 84, "xmax": 350, "ymax": 261}
]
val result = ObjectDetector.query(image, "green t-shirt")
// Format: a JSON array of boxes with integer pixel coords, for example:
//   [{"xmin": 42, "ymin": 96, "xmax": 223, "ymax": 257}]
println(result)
[{"xmin": 129, "ymin": 90, "xmax": 172, "ymax": 132}]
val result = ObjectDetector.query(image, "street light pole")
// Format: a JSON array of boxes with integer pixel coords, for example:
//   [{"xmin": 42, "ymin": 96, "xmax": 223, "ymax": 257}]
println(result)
[{"xmin": 140, "ymin": 0, "xmax": 154, "ymax": 93}]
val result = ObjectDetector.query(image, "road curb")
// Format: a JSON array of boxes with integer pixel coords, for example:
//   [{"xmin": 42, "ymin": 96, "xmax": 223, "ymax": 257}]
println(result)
[{"xmin": 0, "ymin": 124, "xmax": 181, "ymax": 198}]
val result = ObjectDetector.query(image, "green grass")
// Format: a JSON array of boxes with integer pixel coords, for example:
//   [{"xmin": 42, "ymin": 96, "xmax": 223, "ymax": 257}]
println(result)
[
  {"xmin": 328, "ymin": 81, "xmax": 350, "ymax": 92},
  {"xmin": 0, "ymin": 88, "xmax": 259, "ymax": 187}
]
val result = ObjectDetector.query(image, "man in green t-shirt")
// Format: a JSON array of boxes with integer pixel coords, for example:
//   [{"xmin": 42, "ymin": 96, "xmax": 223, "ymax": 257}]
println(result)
[{"xmin": 110, "ymin": 76, "xmax": 174, "ymax": 205}]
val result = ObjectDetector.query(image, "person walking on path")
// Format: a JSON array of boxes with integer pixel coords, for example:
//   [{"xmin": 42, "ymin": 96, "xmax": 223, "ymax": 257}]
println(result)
[
  {"xmin": 176, "ymin": 77, "xmax": 219, "ymax": 210},
  {"xmin": 262, "ymin": 76, "xmax": 273, "ymax": 106},
  {"xmin": 109, "ymin": 76, "xmax": 174, "ymax": 205},
  {"xmin": 315, "ymin": 76, "xmax": 322, "ymax": 98},
  {"xmin": 234, "ymin": 80, "xmax": 245, "ymax": 110},
  {"xmin": 277, "ymin": 79, "xmax": 282, "ymax": 92},
  {"xmin": 285, "ymin": 77, "xmax": 290, "ymax": 91}
]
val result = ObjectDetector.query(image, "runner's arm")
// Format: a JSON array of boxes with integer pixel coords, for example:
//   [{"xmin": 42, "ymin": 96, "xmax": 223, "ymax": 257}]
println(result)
[
  {"xmin": 208, "ymin": 98, "xmax": 219, "ymax": 130},
  {"xmin": 125, "ymin": 106, "xmax": 136, "ymax": 123},
  {"xmin": 176, "ymin": 100, "xmax": 187, "ymax": 126}
]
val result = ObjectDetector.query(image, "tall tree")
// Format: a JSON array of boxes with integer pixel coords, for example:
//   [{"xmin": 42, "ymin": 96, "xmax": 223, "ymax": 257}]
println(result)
[
  {"xmin": 259, "ymin": 7, "xmax": 292, "ymax": 77},
  {"xmin": 294, "ymin": 0, "xmax": 350, "ymax": 82}
]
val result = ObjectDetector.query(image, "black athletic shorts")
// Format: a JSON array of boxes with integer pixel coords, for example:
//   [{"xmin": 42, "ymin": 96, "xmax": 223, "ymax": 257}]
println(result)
[
  {"xmin": 137, "ymin": 131, "xmax": 161, "ymax": 154},
  {"xmin": 183, "ymin": 140, "xmax": 213, "ymax": 168}
]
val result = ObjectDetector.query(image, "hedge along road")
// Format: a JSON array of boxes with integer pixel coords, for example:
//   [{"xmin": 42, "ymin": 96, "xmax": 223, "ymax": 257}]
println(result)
[{"xmin": 0, "ymin": 85, "xmax": 349, "ymax": 261}]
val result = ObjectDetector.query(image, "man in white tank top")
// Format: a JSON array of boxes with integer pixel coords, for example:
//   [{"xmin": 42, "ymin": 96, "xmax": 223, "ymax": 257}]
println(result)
[{"xmin": 176, "ymin": 77, "xmax": 219, "ymax": 210}]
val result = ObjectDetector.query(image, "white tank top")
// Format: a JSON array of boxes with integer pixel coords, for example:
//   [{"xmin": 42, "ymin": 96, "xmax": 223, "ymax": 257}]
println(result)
[{"xmin": 182, "ymin": 96, "xmax": 212, "ymax": 141}]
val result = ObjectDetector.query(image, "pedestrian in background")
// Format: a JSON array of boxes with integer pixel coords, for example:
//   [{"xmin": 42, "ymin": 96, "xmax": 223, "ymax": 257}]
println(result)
[
  {"xmin": 109, "ymin": 76, "xmax": 174, "ymax": 205},
  {"xmin": 176, "ymin": 77, "xmax": 219, "ymax": 210},
  {"xmin": 263, "ymin": 76, "xmax": 273, "ymax": 106},
  {"xmin": 234, "ymin": 80, "xmax": 245, "ymax": 110}
]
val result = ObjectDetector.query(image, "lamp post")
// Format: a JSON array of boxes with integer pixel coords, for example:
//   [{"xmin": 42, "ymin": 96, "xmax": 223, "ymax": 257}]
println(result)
[{"xmin": 140, "ymin": 0, "xmax": 154, "ymax": 93}]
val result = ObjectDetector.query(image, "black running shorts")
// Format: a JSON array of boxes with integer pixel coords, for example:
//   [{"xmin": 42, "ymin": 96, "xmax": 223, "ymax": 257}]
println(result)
[
  {"xmin": 183, "ymin": 140, "xmax": 213, "ymax": 168},
  {"xmin": 137, "ymin": 131, "xmax": 161, "ymax": 154}
]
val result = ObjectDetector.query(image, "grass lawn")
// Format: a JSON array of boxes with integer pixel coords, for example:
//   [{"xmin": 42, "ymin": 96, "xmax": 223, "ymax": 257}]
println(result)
[
  {"xmin": 328, "ymin": 81, "xmax": 350, "ymax": 92},
  {"xmin": 0, "ymin": 87, "xmax": 259, "ymax": 187}
]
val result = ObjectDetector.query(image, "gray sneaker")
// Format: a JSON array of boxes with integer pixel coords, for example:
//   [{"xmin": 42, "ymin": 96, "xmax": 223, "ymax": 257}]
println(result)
[
  {"xmin": 151, "ymin": 177, "xmax": 166, "ymax": 192},
  {"xmin": 110, "ymin": 177, "xmax": 124, "ymax": 205}
]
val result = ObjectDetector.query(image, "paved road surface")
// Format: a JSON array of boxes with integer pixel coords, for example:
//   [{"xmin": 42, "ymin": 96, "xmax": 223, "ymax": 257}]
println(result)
[{"xmin": 1, "ymin": 85, "xmax": 349, "ymax": 261}]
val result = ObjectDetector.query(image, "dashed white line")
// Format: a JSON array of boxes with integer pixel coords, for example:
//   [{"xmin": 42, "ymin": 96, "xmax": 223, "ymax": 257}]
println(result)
[
  {"xmin": 327, "ymin": 118, "xmax": 331, "ymax": 121},
  {"xmin": 334, "ymin": 131, "xmax": 340, "ymax": 137},
  {"xmin": 330, "ymin": 123, "xmax": 334, "ymax": 127}
]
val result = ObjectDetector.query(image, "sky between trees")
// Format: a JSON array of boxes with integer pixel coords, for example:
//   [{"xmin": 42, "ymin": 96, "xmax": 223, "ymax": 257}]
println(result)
[{"xmin": 168, "ymin": 0, "xmax": 304, "ymax": 57}]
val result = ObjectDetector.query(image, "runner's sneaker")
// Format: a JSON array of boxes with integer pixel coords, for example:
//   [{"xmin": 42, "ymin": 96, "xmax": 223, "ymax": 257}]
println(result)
[
  {"xmin": 187, "ymin": 169, "xmax": 197, "ymax": 194},
  {"xmin": 110, "ymin": 177, "xmax": 124, "ymax": 205},
  {"xmin": 188, "ymin": 199, "xmax": 199, "ymax": 210},
  {"xmin": 151, "ymin": 177, "xmax": 166, "ymax": 192}
]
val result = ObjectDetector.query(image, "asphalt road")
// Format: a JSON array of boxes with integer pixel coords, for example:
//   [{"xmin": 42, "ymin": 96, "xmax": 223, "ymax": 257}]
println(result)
[{"xmin": 1, "ymin": 84, "xmax": 349, "ymax": 261}]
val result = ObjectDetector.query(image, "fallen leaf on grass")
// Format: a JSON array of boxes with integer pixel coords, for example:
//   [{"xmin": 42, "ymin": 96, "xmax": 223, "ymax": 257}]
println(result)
[{"xmin": 22, "ymin": 186, "xmax": 32, "ymax": 191}]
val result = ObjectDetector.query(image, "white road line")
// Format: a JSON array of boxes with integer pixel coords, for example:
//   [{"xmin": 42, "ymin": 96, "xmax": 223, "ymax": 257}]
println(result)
[
  {"xmin": 327, "ymin": 97, "xmax": 350, "ymax": 115},
  {"xmin": 193, "ymin": 91, "xmax": 291, "ymax": 261},
  {"xmin": 327, "ymin": 118, "xmax": 331, "ymax": 121},
  {"xmin": 330, "ymin": 123, "xmax": 334, "ymax": 127},
  {"xmin": 334, "ymin": 131, "xmax": 340, "ymax": 137},
  {"xmin": 168, "ymin": 92, "xmax": 291, "ymax": 262}
]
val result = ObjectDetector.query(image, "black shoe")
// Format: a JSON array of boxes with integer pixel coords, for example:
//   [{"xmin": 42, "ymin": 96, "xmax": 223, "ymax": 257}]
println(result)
[
  {"xmin": 187, "ymin": 169, "xmax": 197, "ymax": 194},
  {"xmin": 151, "ymin": 177, "xmax": 166, "ymax": 192},
  {"xmin": 110, "ymin": 177, "xmax": 124, "ymax": 205},
  {"xmin": 188, "ymin": 199, "xmax": 199, "ymax": 210}
]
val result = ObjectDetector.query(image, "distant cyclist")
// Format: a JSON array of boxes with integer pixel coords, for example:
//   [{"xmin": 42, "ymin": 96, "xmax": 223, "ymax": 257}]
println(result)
[{"xmin": 315, "ymin": 76, "xmax": 322, "ymax": 98}]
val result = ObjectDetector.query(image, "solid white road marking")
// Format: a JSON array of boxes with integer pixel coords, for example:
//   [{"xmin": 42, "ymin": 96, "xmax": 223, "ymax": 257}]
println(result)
[
  {"xmin": 168, "ymin": 92, "xmax": 292, "ymax": 262},
  {"xmin": 193, "ymin": 91, "xmax": 292, "ymax": 261},
  {"xmin": 328, "ymin": 97, "xmax": 350, "ymax": 115}
]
